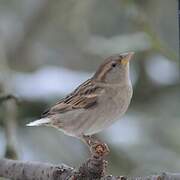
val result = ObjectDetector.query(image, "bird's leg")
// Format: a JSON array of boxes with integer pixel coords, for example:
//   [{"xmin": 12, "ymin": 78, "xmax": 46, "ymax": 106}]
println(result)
[
  {"xmin": 77, "ymin": 135, "xmax": 109, "ymax": 178},
  {"xmin": 81, "ymin": 135, "xmax": 110, "ymax": 157}
]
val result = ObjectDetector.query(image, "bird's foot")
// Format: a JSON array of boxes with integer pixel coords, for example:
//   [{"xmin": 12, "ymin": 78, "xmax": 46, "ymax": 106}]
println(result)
[
  {"xmin": 91, "ymin": 143, "xmax": 110, "ymax": 157},
  {"xmin": 82, "ymin": 135, "xmax": 110, "ymax": 157}
]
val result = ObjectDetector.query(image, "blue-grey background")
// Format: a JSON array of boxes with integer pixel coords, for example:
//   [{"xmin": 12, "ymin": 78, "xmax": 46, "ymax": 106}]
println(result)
[{"xmin": 0, "ymin": 0, "xmax": 179, "ymax": 177}]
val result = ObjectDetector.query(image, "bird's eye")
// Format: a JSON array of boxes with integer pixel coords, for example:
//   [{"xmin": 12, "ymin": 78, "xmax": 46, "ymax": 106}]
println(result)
[{"xmin": 111, "ymin": 62, "xmax": 117, "ymax": 68}]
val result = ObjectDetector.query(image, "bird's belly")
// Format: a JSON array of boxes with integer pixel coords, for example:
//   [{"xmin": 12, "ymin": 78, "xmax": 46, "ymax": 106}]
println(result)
[
  {"xmin": 83, "ymin": 95, "xmax": 130, "ymax": 135},
  {"xmin": 58, "ymin": 87, "xmax": 132, "ymax": 137}
]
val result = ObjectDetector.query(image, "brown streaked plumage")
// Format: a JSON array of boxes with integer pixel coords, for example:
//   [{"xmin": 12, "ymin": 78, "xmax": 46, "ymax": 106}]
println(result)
[
  {"xmin": 27, "ymin": 52, "xmax": 134, "ymax": 141},
  {"xmin": 41, "ymin": 79, "xmax": 103, "ymax": 117},
  {"xmin": 94, "ymin": 60, "xmax": 113, "ymax": 81}
]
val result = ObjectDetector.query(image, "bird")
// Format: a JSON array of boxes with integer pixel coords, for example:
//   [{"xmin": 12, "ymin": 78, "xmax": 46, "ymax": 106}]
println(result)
[{"xmin": 27, "ymin": 52, "xmax": 134, "ymax": 154}]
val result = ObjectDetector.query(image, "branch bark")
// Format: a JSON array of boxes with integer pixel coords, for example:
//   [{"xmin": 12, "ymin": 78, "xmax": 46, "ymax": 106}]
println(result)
[{"xmin": 0, "ymin": 159, "xmax": 180, "ymax": 180}]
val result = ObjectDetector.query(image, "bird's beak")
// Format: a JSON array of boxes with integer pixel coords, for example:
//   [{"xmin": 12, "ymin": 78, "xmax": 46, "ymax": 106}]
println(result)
[{"xmin": 121, "ymin": 52, "xmax": 134, "ymax": 65}]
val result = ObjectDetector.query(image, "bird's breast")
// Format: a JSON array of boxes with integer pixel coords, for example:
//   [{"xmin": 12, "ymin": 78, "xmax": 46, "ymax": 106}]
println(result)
[
  {"xmin": 101, "ymin": 85, "xmax": 132, "ymax": 116},
  {"xmin": 82, "ymin": 84, "xmax": 132, "ymax": 135},
  {"xmin": 59, "ymin": 84, "xmax": 133, "ymax": 136}
]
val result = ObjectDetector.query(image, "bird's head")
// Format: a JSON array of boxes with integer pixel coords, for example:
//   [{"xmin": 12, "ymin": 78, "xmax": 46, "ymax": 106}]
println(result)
[{"xmin": 94, "ymin": 52, "xmax": 134, "ymax": 84}]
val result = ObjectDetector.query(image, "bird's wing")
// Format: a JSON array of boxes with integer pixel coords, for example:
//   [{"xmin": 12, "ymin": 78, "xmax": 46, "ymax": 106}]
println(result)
[{"xmin": 41, "ymin": 79, "xmax": 104, "ymax": 117}]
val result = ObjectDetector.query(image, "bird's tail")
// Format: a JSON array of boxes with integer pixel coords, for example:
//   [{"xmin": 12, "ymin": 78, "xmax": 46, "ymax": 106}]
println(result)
[{"xmin": 26, "ymin": 118, "xmax": 50, "ymax": 127}]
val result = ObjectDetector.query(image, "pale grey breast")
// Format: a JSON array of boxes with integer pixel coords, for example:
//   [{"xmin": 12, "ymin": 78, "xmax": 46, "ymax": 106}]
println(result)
[
  {"xmin": 78, "ymin": 84, "xmax": 132, "ymax": 136},
  {"xmin": 56, "ymin": 84, "xmax": 132, "ymax": 137},
  {"xmin": 85, "ymin": 85, "xmax": 132, "ymax": 135}
]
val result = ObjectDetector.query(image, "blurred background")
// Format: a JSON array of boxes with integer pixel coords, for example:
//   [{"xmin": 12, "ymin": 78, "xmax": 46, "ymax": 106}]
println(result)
[{"xmin": 0, "ymin": 0, "xmax": 179, "ymax": 177}]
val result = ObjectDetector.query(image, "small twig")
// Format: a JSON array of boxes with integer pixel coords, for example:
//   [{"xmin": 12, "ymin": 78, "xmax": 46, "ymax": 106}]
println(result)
[
  {"xmin": 0, "ymin": 94, "xmax": 20, "ymax": 159},
  {"xmin": 3, "ymin": 99, "xmax": 19, "ymax": 160},
  {"xmin": 0, "ymin": 94, "xmax": 21, "ymax": 105},
  {"xmin": 123, "ymin": 1, "xmax": 178, "ymax": 61}
]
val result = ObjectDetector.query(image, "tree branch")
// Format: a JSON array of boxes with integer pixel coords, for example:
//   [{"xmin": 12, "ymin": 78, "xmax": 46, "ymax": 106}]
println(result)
[{"xmin": 0, "ymin": 159, "xmax": 180, "ymax": 180}]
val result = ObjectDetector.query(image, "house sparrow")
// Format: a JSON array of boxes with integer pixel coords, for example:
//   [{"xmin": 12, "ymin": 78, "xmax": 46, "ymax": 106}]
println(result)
[{"xmin": 27, "ymin": 52, "xmax": 134, "ymax": 154}]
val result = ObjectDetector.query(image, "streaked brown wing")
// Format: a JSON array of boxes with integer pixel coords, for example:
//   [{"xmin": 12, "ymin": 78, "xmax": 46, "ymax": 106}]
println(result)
[{"xmin": 41, "ymin": 79, "xmax": 103, "ymax": 117}]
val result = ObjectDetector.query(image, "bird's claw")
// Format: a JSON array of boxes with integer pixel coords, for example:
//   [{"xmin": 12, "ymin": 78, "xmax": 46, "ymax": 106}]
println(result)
[
  {"xmin": 91, "ymin": 143, "xmax": 110, "ymax": 157},
  {"xmin": 82, "ymin": 135, "xmax": 110, "ymax": 156}
]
